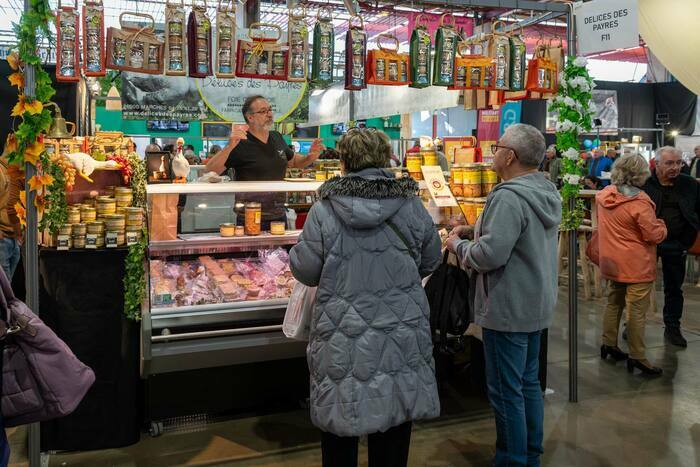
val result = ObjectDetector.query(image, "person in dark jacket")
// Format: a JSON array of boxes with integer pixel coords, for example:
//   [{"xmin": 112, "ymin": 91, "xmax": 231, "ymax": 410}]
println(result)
[
  {"xmin": 642, "ymin": 146, "xmax": 700, "ymax": 347},
  {"xmin": 290, "ymin": 128, "xmax": 442, "ymax": 467}
]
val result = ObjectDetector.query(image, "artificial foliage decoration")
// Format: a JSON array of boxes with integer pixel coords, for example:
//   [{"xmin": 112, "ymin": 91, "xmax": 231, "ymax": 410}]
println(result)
[
  {"xmin": 126, "ymin": 151, "xmax": 147, "ymax": 208},
  {"xmin": 5, "ymin": 0, "xmax": 69, "ymax": 234},
  {"xmin": 549, "ymin": 56, "xmax": 597, "ymax": 231},
  {"xmin": 123, "ymin": 226, "xmax": 148, "ymax": 321}
]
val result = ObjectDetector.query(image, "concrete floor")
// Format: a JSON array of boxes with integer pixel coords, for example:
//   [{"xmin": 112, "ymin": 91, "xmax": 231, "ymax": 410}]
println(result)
[{"xmin": 7, "ymin": 281, "xmax": 700, "ymax": 467}]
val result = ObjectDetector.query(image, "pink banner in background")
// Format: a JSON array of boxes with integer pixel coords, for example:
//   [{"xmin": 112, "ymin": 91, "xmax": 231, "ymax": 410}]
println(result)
[
  {"xmin": 477, "ymin": 109, "xmax": 501, "ymax": 163},
  {"xmin": 407, "ymin": 13, "xmax": 474, "ymax": 38}
]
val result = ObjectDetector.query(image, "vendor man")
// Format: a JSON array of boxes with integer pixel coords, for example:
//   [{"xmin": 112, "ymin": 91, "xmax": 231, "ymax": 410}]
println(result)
[
  {"xmin": 206, "ymin": 95, "xmax": 324, "ymax": 227},
  {"xmin": 206, "ymin": 95, "xmax": 323, "ymax": 179}
]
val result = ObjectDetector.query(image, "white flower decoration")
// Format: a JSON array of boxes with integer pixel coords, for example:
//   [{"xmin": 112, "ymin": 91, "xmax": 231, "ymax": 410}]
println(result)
[
  {"xmin": 573, "ymin": 56, "xmax": 588, "ymax": 67},
  {"xmin": 563, "ymin": 174, "xmax": 581, "ymax": 185},
  {"xmin": 563, "ymin": 96, "xmax": 577, "ymax": 107},
  {"xmin": 563, "ymin": 148, "xmax": 580, "ymax": 161},
  {"xmin": 587, "ymin": 102, "xmax": 597, "ymax": 113}
]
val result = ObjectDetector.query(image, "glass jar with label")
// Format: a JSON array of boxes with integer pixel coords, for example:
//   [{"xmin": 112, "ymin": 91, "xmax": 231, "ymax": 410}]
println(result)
[{"xmin": 244, "ymin": 202, "xmax": 262, "ymax": 236}]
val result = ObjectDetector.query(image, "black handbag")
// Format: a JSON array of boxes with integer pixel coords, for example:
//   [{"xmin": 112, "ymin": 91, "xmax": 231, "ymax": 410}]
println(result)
[{"xmin": 424, "ymin": 250, "xmax": 471, "ymax": 354}]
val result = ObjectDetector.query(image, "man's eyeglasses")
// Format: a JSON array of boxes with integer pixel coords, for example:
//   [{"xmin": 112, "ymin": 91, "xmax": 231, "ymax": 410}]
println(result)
[
  {"xmin": 249, "ymin": 107, "xmax": 273, "ymax": 115},
  {"xmin": 491, "ymin": 144, "xmax": 519, "ymax": 159}
]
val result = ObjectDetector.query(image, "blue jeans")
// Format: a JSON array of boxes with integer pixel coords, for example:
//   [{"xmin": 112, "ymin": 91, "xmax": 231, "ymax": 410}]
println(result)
[
  {"xmin": 0, "ymin": 237, "xmax": 20, "ymax": 280},
  {"xmin": 483, "ymin": 329, "xmax": 543, "ymax": 467}
]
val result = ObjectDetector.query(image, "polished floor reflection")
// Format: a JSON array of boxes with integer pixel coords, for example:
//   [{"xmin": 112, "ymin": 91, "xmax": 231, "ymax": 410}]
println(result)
[{"xmin": 8, "ymin": 281, "xmax": 700, "ymax": 467}]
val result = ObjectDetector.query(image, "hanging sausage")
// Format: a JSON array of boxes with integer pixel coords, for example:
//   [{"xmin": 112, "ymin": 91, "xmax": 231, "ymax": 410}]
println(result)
[
  {"xmin": 432, "ymin": 14, "xmax": 459, "ymax": 87},
  {"xmin": 188, "ymin": 0, "xmax": 213, "ymax": 78},
  {"xmin": 164, "ymin": 0, "xmax": 187, "ymax": 76},
  {"xmin": 311, "ymin": 7, "xmax": 335, "ymax": 87},
  {"xmin": 56, "ymin": 0, "xmax": 80, "ymax": 82},
  {"xmin": 106, "ymin": 12, "xmax": 164, "ymax": 74},
  {"xmin": 344, "ymin": 15, "xmax": 367, "ymax": 91},
  {"xmin": 366, "ymin": 34, "xmax": 409, "ymax": 86},
  {"xmin": 409, "ymin": 14, "xmax": 431, "ymax": 89},
  {"xmin": 215, "ymin": 0, "xmax": 237, "ymax": 78},
  {"xmin": 82, "ymin": 0, "xmax": 106, "ymax": 77}
]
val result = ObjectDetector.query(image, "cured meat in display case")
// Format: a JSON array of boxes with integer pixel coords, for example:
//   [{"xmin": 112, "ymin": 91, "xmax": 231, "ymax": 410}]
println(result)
[{"xmin": 142, "ymin": 181, "xmax": 321, "ymax": 376}]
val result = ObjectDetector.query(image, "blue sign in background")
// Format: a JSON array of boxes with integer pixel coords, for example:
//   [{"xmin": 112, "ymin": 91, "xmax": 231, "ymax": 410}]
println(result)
[{"xmin": 499, "ymin": 101, "xmax": 522, "ymax": 136}]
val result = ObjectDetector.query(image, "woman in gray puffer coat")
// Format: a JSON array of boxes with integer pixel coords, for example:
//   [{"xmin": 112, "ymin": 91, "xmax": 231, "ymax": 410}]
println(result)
[{"xmin": 290, "ymin": 128, "xmax": 442, "ymax": 467}]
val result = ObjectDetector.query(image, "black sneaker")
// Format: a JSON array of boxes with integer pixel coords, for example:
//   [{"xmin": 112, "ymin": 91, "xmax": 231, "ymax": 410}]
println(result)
[{"xmin": 664, "ymin": 329, "xmax": 688, "ymax": 348}]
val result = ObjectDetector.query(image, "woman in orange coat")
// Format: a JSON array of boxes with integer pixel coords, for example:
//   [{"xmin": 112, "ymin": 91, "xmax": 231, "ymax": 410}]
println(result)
[{"xmin": 596, "ymin": 154, "xmax": 667, "ymax": 375}]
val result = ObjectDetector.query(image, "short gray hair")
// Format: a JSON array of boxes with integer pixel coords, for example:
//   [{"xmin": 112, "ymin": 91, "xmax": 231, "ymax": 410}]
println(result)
[
  {"xmin": 500, "ymin": 123, "xmax": 546, "ymax": 167},
  {"xmin": 611, "ymin": 154, "xmax": 650, "ymax": 187},
  {"xmin": 655, "ymin": 145, "xmax": 682, "ymax": 162},
  {"xmin": 337, "ymin": 128, "xmax": 391, "ymax": 172}
]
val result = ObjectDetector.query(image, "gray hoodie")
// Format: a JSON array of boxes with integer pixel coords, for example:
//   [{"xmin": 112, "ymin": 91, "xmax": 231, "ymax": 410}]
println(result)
[
  {"xmin": 454, "ymin": 172, "xmax": 562, "ymax": 333},
  {"xmin": 290, "ymin": 168, "xmax": 442, "ymax": 437}
]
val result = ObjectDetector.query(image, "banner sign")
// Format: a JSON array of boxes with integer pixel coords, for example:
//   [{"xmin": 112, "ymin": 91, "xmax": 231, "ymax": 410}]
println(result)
[
  {"xmin": 477, "ymin": 109, "xmax": 501, "ymax": 163},
  {"xmin": 575, "ymin": 0, "xmax": 639, "ymax": 55},
  {"xmin": 499, "ymin": 101, "xmax": 522, "ymax": 136},
  {"xmin": 121, "ymin": 72, "xmax": 308, "ymax": 122}
]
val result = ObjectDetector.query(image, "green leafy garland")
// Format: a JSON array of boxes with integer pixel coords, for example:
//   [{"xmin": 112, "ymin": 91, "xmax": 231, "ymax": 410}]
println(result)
[
  {"xmin": 549, "ymin": 56, "xmax": 596, "ymax": 231},
  {"xmin": 123, "ymin": 227, "xmax": 148, "ymax": 321},
  {"xmin": 126, "ymin": 151, "xmax": 147, "ymax": 208}
]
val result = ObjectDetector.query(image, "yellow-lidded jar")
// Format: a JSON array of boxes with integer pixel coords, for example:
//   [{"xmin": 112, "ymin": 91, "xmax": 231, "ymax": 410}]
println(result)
[
  {"xmin": 72, "ymin": 223, "xmax": 87, "ymax": 236},
  {"xmin": 87, "ymin": 221, "xmax": 105, "ymax": 235},
  {"xmin": 462, "ymin": 164, "xmax": 482, "ymax": 197},
  {"xmin": 406, "ymin": 154, "xmax": 422, "ymax": 180},
  {"xmin": 72, "ymin": 235, "xmax": 86, "ymax": 249},
  {"xmin": 80, "ymin": 206, "xmax": 96, "ymax": 223},
  {"xmin": 114, "ymin": 187, "xmax": 133, "ymax": 207},
  {"xmin": 125, "ymin": 208, "xmax": 143, "ymax": 226},
  {"xmin": 104, "ymin": 214, "xmax": 126, "ymax": 231},
  {"xmin": 97, "ymin": 197, "xmax": 116, "ymax": 215},
  {"xmin": 220, "ymin": 223, "xmax": 236, "ymax": 237},
  {"xmin": 270, "ymin": 221, "xmax": 286, "ymax": 235}
]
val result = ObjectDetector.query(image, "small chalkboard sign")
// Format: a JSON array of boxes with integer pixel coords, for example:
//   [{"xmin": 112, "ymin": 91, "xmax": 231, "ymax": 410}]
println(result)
[{"xmin": 202, "ymin": 122, "xmax": 233, "ymax": 139}]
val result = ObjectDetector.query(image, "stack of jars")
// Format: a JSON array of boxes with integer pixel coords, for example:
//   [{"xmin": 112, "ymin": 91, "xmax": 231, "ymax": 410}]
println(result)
[
  {"xmin": 125, "ymin": 207, "xmax": 144, "ymax": 244},
  {"xmin": 104, "ymin": 214, "xmax": 126, "ymax": 247},
  {"xmin": 450, "ymin": 163, "xmax": 499, "ymax": 226}
]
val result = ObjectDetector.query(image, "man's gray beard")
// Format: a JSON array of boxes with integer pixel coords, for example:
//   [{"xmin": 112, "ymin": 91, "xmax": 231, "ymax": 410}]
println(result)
[{"xmin": 262, "ymin": 121, "xmax": 274, "ymax": 131}]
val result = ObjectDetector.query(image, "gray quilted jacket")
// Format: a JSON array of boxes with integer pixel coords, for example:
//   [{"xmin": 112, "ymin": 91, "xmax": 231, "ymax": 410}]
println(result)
[{"xmin": 290, "ymin": 168, "xmax": 442, "ymax": 437}]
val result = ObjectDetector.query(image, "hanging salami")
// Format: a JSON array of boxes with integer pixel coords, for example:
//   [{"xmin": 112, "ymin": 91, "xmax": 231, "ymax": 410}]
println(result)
[
  {"xmin": 235, "ymin": 23, "xmax": 287, "ymax": 80},
  {"xmin": 106, "ymin": 12, "xmax": 164, "ymax": 74},
  {"xmin": 482, "ymin": 21, "xmax": 511, "ymax": 91},
  {"xmin": 409, "ymin": 14, "xmax": 431, "ymax": 89},
  {"xmin": 188, "ymin": 1, "xmax": 213, "ymax": 78},
  {"xmin": 287, "ymin": 6, "xmax": 309, "ymax": 82},
  {"xmin": 432, "ymin": 14, "xmax": 459, "ymax": 87},
  {"xmin": 344, "ymin": 16, "xmax": 367, "ymax": 91},
  {"xmin": 215, "ymin": 0, "xmax": 237, "ymax": 78},
  {"xmin": 366, "ymin": 35, "xmax": 409, "ymax": 86},
  {"xmin": 82, "ymin": 0, "xmax": 106, "ymax": 77},
  {"xmin": 56, "ymin": 0, "xmax": 80, "ymax": 82},
  {"xmin": 164, "ymin": 0, "xmax": 187, "ymax": 76},
  {"xmin": 311, "ymin": 6, "xmax": 335, "ymax": 87}
]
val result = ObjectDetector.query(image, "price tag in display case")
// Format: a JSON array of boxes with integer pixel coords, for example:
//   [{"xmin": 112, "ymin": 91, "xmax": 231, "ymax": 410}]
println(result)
[
  {"xmin": 126, "ymin": 231, "xmax": 139, "ymax": 246},
  {"xmin": 56, "ymin": 235, "xmax": 71, "ymax": 251},
  {"xmin": 106, "ymin": 231, "xmax": 118, "ymax": 248},
  {"xmin": 86, "ymin": 234, "xmax": 98, "ymax": 249}
]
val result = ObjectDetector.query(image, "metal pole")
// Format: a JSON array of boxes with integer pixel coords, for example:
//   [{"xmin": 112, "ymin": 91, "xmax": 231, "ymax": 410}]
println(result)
[
  {"xmin": 23, "ymin": 1, "xmax": 42, "ymax": 461},
  {"xmin": 566, "ymin": 5, "xmax": 579, "ymax": 404}
]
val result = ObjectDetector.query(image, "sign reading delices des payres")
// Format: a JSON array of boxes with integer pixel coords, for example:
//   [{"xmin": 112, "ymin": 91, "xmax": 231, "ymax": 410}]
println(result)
[
  {"xmin": 121, "ymin": 73, "xmax": 307, "ymax": 122},
  {"xmin": 575, "ymin": 0, "xmax": 639, "ymax": 55}
]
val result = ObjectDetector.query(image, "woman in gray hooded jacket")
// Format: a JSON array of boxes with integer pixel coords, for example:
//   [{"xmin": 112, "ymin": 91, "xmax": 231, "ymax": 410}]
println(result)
[{"xmin": 290, "ymin": 128, "xmax": 442, "ymax": 467}]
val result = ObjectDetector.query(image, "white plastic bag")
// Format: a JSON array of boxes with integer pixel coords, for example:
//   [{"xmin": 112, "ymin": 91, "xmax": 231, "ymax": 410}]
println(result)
[{"xmin": 283, "ymin": 282, "xmax": 317, "ymax": 341}]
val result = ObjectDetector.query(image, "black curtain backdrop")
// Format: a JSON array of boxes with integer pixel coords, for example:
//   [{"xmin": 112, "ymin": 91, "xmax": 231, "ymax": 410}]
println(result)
[
  {"xmin": 0, "ymin": 61, "xmax": 78, "ymax": 152},
  {"xmin": 654, "ymin": 81, "xmax": 698, "ymax": 136}
]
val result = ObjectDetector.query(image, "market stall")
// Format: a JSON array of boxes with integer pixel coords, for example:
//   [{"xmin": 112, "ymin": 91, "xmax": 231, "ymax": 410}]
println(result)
[{"xmin": 4, "ymin": 0, "xmax": 632, "ymax": 462}]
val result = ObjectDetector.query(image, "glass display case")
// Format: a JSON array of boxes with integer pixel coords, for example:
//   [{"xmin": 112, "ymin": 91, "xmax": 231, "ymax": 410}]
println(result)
[{"xmin": 142, "ymin": 181, "xmax": 321, "ymax": 376}]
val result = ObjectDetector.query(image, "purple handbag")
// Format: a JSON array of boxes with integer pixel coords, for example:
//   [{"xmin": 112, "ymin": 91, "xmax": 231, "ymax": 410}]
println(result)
[{"xmin": 0, "ymin": 269, "xmax": 95, "ymax": 427}]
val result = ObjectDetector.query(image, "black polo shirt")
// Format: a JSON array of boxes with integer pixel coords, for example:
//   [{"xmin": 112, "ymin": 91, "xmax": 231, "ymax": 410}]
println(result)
[{"xmin": 224, "ymin": 130, "xmax": 294, "ymax": 181}]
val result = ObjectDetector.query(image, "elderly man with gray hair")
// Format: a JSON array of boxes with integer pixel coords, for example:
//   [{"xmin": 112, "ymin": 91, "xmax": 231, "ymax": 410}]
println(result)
[
  {"xmin": 688, "ymin": 145, "xmax": 700, "ymax": 179},
  {"xmin": 642, "ymin": 146, "xmax": 700, "ymax": 347},
  {"xmin": 446, "ymin": 123, "xmax": 561, "ymax": 466}
]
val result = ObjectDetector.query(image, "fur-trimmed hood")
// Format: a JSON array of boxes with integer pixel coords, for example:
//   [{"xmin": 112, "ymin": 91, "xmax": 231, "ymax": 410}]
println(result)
[{"xmin": 318, "ymin": 168, "xmax": 419, "ymax": 229}]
